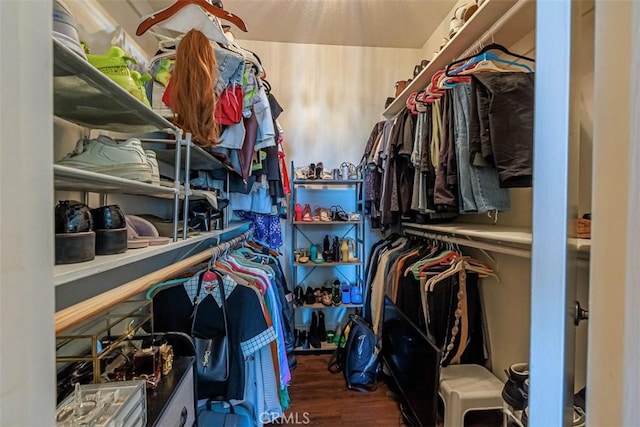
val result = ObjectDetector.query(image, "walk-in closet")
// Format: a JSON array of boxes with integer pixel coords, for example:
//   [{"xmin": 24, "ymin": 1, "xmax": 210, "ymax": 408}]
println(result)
[{"xmin": 1, "ymin": 0, "xmax": 639, "ymax": 426}]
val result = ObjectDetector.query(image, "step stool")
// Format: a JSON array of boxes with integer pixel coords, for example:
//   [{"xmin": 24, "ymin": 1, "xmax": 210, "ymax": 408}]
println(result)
[{"xmin": 438, "ymin": 364, "xmax": 505, "ymax": 427}]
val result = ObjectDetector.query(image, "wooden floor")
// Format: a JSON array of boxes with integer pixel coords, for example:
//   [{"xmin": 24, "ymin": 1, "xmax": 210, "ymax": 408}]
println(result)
[
  {"xmin": 280, "ymin": 354, "xmax": 504, "ymax": 427},
  {"xmin": 282, "ymin": 353, "xmax": 405, "ymax": 426}
]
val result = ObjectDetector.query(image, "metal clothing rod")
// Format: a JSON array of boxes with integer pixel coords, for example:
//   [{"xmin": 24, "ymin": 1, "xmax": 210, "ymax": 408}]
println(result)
[
  {"xmin": 460, "ymin": 0, "xmax": 532, "ymax": 58},
  {"xmin": 403, "ymin": 227, "xmax": 531, "ymax": 259},
  {"xmin": 55, "ymin": 228, "xmax": 254, "ymax": 334}
]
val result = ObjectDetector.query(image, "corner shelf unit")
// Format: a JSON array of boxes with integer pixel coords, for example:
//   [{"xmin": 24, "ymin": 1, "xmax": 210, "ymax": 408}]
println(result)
[
  {"xmin": 52, "ymin": 37, "xmax": 242, "ymax": 312},
  {"xmin": 289, "ymin": 162, "xmax": 366, "ymax": 352}
]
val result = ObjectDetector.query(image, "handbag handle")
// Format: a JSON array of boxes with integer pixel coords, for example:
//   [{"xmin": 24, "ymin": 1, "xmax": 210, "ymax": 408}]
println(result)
[{"xmin": 190, "ymin": 271, "xmax": 229, "ymax": 341}]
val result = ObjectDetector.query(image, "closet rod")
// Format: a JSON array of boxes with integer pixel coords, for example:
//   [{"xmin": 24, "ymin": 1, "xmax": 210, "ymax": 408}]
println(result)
[
  {"xmin": 459, "ymin": 0, "xmax": 532, "ymax": 58},
  {"xmin": 403, "ymin": 227, "xmax": 532, "ymax": 259},
  {"xmin": 54, "ymin": 228, "xmax": 254, "ymax": 334}
]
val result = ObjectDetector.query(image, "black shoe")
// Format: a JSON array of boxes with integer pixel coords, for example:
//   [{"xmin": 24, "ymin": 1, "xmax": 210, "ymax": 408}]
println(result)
[
  {"xmin": 294, "ymin": 286, "xmax": 305, "ymax": 306},
  {"xmin": 502, "ymin": 363, "xmax": 529, "ymax": 410},
  {"xmin": 309, "ymin": 312, "xmax": 321, "ymax": 349},
  {"xmin": 308, "ymin": 163, "xmax": 316, "ymax": 180},
  {"xmin": 294, "ymin": 329, "xmax": 302, "ymax": 348},
  {"xmin": 55, "ymin": 200, "xmax": 93, "ymax": 233},
  {"xmin": 323, "ymin": 235, "xmax": 331, "ymax": 262},
  {"xmin": 302, "ymin": 331, "xmax": 310, "ymax": 350},
  {"xmin": 332, "ymin": 236, "xmax": 340, "ymax": 262},
  {"xmin": 304, "ymin": 286, "xmax": 316, "ymax": 305},
  {"xmin": 316, "ymin": 162, "xmax": 324, "ymax": 179},
  {"xmin": 90, "ymin": 204, "xmax": 126, "ymax": 229},
  {"xmin": 318, "ymin": 312, "xmax": 327, "ymax": 341},
  {"xmin": 332, "ymin": 280, "xmax": 342, "ymax": 306}
]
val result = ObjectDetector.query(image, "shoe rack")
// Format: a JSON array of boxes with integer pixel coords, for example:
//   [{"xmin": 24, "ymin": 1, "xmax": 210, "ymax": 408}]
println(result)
[
  {"xmin": 52, "ymin": 37, "xmax": 244, "ymax": 305},
  {"xmin": 289, "ymin": 162, "xmax": 366, "ymax": 352}
]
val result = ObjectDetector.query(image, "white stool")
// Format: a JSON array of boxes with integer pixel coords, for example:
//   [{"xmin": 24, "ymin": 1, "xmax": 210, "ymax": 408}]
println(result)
[{"xmin": 438, "ymin": 364, "xmax": 505, "ymax": 427}]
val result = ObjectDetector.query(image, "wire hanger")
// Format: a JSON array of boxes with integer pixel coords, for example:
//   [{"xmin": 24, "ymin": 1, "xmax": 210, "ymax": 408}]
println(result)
[{"xmin": 136, "ymin": 0, "xmax": 248, "ymax": 37}]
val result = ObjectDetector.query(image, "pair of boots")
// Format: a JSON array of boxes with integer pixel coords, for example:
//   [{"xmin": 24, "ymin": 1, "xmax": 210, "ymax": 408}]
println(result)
[
  {"xmin": 297, "ymin": 312, "xmax": 325, "ymax": 349},
  {"xmin": 323, "ymin": 235, "xmax": 340, "ymax": 262}
]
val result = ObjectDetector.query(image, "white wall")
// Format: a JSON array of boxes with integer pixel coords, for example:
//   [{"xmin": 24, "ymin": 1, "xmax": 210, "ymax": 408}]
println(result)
[
  {"xmin": 236, "ymin": 39, "xmax": 419, "ymax": 169},
  {"xmin": 1, "ymin": 1, "xmax": 56, "ymax": 425}
]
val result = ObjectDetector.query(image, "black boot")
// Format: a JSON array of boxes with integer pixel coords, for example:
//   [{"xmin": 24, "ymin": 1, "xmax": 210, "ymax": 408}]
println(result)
[
  {"xmin": 318, "ymin": 312, "xmax": 327, "ymax": 342},
  {"xmin": 301, "ymin": 331, "xmax": 309, "ymax": 350},
  {"xmin": 309, "ymin": 312, "xmax": 321, "ymax": 348},
  {"xmin": 332, "ymin": 236, "xmax": 340, "ymax": 263},
  {"xmin": 323, "ymin": 235, "xmax": 332, "ymax": 262}
]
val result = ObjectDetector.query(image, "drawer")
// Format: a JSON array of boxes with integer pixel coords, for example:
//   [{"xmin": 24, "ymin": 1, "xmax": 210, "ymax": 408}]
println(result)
[{"xmin": 154, "ymin": 367, "xmax": 195, "ymax": 427}]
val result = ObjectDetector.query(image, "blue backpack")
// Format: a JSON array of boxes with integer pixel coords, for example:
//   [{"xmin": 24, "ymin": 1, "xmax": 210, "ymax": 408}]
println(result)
[{"xmin": 328, "ymin": 315, "xmax": 379, "ymax": 392}]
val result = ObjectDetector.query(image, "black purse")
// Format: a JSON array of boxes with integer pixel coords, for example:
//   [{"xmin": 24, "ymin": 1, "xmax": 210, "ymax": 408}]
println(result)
[{"xmin": 191, "ymin": 272, "xmax": 229, "ymax": 383}]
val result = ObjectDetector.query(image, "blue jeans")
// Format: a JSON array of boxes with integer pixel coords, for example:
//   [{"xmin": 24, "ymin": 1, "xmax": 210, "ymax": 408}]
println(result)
[
  {"xmin": 213, "ymin": 46, "xmax": 245, "ymax": 95},
  {"xmin": 453, "ymin": 83, "xmax": 510, "ymax": 213}
]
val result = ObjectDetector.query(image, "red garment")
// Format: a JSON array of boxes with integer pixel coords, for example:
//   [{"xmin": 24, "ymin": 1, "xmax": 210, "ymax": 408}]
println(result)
[
  {"xmin": 215, "ymin": 85, "xmax": 243, "ymax": 125},
  {"xmin": 162, "ymin": 79, "xmax": 243, "ymax": 127},
  {"xmin": 277, "ymin": 136, "xmax": 291, "ymax": 196}
]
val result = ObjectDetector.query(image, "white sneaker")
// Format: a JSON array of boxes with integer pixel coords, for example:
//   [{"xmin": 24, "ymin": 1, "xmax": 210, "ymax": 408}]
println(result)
[
  {"xmin": 145, "ymin": 150, "xmax": 160, "ymax": 185},
  {"xmin": 57, "ymin": 135, "xmax": 153, "ymax": 183}
]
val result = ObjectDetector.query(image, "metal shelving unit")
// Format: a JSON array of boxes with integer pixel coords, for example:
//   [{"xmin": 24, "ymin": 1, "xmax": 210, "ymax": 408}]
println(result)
[{"xmin": 289, "ymin": 162, "xmax": 366, "ymax": 352}]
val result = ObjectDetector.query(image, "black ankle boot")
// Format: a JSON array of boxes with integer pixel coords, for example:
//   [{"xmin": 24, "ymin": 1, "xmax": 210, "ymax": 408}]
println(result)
[
  {"xmin": 301, "ymin": 331, "xmax": 309, "ymax": 350},
  {"xmin": 309, "ymin": 312, "xmax": 321, "ymax": 348}
]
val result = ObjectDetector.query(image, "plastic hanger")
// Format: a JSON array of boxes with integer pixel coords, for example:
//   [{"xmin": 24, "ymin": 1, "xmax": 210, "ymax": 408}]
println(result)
[
  {"xmin": 136, "ymin": 0, "xmax": 247, "ymax": 37},
  {"xmin": 446, "ymin": 43, "xmax": 535, "ymax": 77}
]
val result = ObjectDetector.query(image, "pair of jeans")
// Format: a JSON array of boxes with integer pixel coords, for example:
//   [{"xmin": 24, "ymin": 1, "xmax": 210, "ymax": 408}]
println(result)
[
  {"xmin": 453, "ymin": 83, "xmax": 510, "ymax": 213},
  {"xmin": 470, "ymin": 72, "xmax": 535, "ymax": 188},
  {"xmin": 213, "ymin": 46, "xmax": 245, "ymax": 96}
]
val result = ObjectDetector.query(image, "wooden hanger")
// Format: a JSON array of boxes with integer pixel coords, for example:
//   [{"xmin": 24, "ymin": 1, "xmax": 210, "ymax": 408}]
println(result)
[{"xmin": 136, "ymin": 0, "xmax": 248, "ymax": 36}]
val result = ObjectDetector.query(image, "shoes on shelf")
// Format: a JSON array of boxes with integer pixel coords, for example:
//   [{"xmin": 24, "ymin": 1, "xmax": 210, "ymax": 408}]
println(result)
[
  {"xmin": 316, "ymin": 207, "xmax": 332, "ymax": 222},
  {"xmin": 302, "ymin": 203, "xmax": 313, "ymax": 221},
  {"xmin": 321, "ymin": 289, "xmax": 333, "ymax": 306},
  {"xmin": 341, "ymin": 283, "xmax": 352, "ymax": 304},
  {"xmin": 294, "ymin": 286, "xmax": 305, "ymax": 306},
  {"xmin": 298, "ymin": 248, "xmax": 309, "ymax": 263},
  {"xmin": 350, "ymin": 284, "xmax": 363, "ymax": 305},
  {"xmin": 56, "ymin": 135, "xmax": 153, "ymax": 183},
  {"xmin": 53, "ymin": 0, "xmax": 87, "ymax": 61},
  {"xmin": 314, "ymin": 288, "xmax": 323, "ymax": 304},
  {"xmin": 86, "ymin": 46, "xmax": 150, "ymax": 106},
  {"xmin": 145, "ymin": 150, "xmax": 160, "ymax": 185},
  {"xmin": 304, "ymin": 287, "xmax": 316, "ymax": 305},
  {"xmin": 331, "ymin": 236, "xmax": 340, "ymax": 263},
  {"xmin": 317, "ymin": 312, "xmax": 327, "ymax": 342},
  {"xmin": 125, "ymin": 215, "xmax": 170, "ymax": 248},
  {"xmin": 315, "ymin": 162, "xmax": 324, "ymax": 180},
  {"xmin": 294, "ymin": 203, "xmax": 303, "ymax": 221},
  {"xmin": 332, "ymin": 280, "xmax": 342, "ymax": 306},
  {"xmin": 323, "ymin": 235, "xmax": 332, "ymax": 262},
  {"xmin": 90, "ymin": 204, "xmax": 127, "ymax": 255},
  {"xmin": 340, "ymin": 239, "xmax": 349, "ymax": 262},
  {"xmin": 309, "ymin": 312, "xmax": 321, "ymax": 349},
  {"xmin": 54, "ymin": 200, "xmax": 95, "ymax": 265},
  {"xmin": 311, "ymin": 244, "xmax": 324, "ymax": 264},
  {"xmin": 130, "ymin": 70, "xmax": 152, "ymax": 108}
]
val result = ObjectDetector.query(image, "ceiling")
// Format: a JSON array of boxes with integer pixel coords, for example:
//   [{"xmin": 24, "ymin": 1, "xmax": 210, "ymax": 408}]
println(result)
[{"xmin": 97, "ymin": 0, "xmax": 456, "ymax": 53}]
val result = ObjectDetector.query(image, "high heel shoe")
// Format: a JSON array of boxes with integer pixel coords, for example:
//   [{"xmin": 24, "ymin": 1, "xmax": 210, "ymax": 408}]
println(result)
[
  {"xmin": 294, "ymin": 203, "xmax": 303, "ymax": 221},
  {"xmin": 340, "ymin": 239, "xmax": 349, "ymax": 262},
  {"xmin": 309, "ymin": 312, "xmax": 321, "ymax": 349}
]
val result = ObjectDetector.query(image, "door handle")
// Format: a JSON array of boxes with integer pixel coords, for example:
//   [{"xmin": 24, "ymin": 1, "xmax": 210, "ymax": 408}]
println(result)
[{"xmin": 574, "ymin": 300, "xmax": 589, "ymax": 325}]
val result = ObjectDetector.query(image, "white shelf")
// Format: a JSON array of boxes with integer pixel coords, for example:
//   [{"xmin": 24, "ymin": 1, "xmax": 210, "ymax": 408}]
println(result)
[
  {"xmin": 54, "ymin": 164, "xmax": 178, "ymax": 196},
  {"xmin": 53, "ymin": 38, "xmax": 175, "ymax": 133},
  {"xmin": 54, "ymin": 222, "xmax": 250, "ymax": 286},
  {"xmin": 383, "ymin": 0, "xmax": 534, "ymax": 117}
]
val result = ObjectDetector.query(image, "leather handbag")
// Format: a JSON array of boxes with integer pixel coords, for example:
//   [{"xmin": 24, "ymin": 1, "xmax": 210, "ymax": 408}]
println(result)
[{"xmin": 191, "ymin": 272, "xmax": 229, "ymax": 383}]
